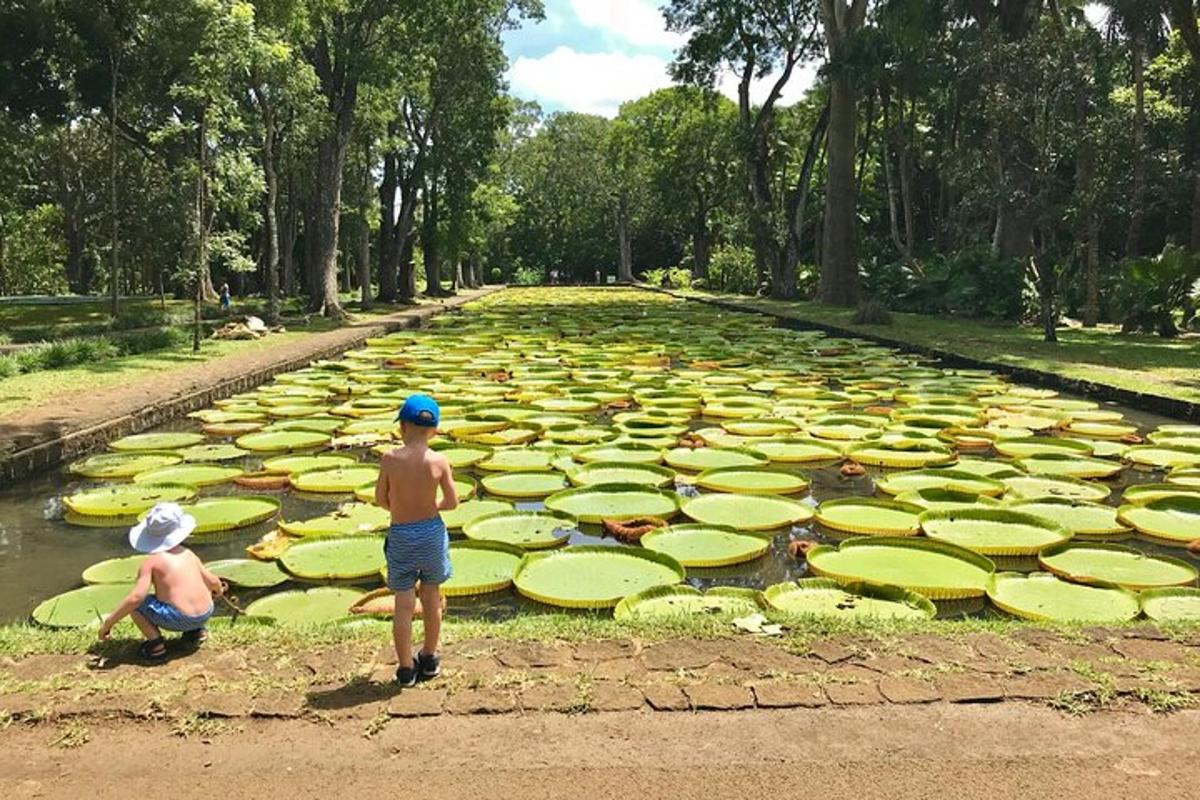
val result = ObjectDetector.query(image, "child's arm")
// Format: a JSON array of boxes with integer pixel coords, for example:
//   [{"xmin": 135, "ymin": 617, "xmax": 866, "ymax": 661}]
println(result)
[
  {"xmin": 436, "ymin": 460, "xmax": 459, "ymax": 512},
  {"xmin": 198, "ymin": 559, "xmax": 226, "ymax": 596},
  {"xmin": 373, "ymin": 463, "xmax": 390, "ymax": 509},
  {"xmin": 98, "ymin": 560, "xmax": 155, "ymax": 640}
]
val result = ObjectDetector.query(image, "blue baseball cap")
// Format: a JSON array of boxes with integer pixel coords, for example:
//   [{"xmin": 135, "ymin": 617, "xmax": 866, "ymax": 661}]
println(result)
[{"xmin": 398, "ymin": 394, "xmax": 440, "ymax": 427}]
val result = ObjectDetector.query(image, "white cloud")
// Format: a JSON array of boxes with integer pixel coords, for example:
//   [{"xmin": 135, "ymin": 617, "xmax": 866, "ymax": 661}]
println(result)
[
  {"xmin": 569, "ymin": 0, "xmax": 685, "ymax": 49},
  {"xmin": 508, "ymin": 46, "xmax": 674, "ymax": 116},
  {"xmin": 1084, "ymin": 3, "xmax": 1108, "ymax": 30},
  {"xmin": 716, "ymin": 63, "xmax": 819, "ymax": 108}
]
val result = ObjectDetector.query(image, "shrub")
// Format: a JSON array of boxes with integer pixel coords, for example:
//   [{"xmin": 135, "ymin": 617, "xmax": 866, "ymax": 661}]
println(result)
[
  {"xmin": 641, "ymin": 268, "xmax": 668, "ymax": 287},
  {"xmin": 707, "ymin": 245, "xmax": 757, "ymax": 294},
  {"xmin": 111, "ymin": 307, "xmax": 174, "ymax": 331},
  {"xmin": 0, "ymin": 355, "xmax": 17, "ymax": 378},
  {"xmin": 1112, "ymin": 245, "xmax": 1200, "ymax": 337},
  {"xmin": 865, "ymin": 247, "xmax": 1025, "ymax": 320},
  {"xmin": 665, "ymin": 267, "xmax": 692, "ymax": 290},
  {"xmin": 117, "ymin": 327, "xmax": 186, "ymax": 355},
  {"xmin": 489, "ymin": 267, "xmax": 502, "ymax": 283},
  {"xmin": 512, "ymin": 266, "xmax": 542, "ymax": 286}
]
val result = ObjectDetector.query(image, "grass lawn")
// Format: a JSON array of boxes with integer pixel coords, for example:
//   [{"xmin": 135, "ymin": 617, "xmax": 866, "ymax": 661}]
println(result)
[{"xmin": 680, "ymin": 291, "xmax": 1200, "ymax": 406}]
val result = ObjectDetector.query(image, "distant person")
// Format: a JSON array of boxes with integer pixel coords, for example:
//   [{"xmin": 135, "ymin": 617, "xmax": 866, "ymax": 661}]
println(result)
[
  {"xmin": 219, "ymin": 282, "xmax": 231, "ymax": 312},
  {"xmin": 98, "ymin": 503, "xmax": 225, "ymax": 661},
  {"xmin": 373, "ymin": 394, "xmax": 459, "ymax": 687}
]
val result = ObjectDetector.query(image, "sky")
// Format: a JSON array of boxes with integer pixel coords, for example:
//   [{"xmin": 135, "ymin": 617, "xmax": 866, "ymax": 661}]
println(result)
[{"xmin": 503, "ymin": 1, "xmax": 1112, "ymax": 119}]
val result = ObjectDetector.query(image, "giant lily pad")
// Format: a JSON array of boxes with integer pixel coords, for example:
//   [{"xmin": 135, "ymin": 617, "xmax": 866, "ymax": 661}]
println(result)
[
  {"xmin": 108, "ymin": 432, "xmax": 205, "ymax": 452},
  {"xmin": 290, "ymin": 465, "xmax": 381, "ymax": 493},
  {"xmin": 574, "ymin": 442, "xmax": 664, "ymax": 464},
  {"xmin": 82, "ymin": 555, "xmax": 146, "ymax": 584},
  {"xmin": 441, "ymin": 498, "xmax": 514, "ymax": 530},
  {"xmin": 893, "ymin": 488, "xmax": 1002, "ymax": 512},
  {"xmin": 544, "ymin": 483, "xmax": 683, "ymax": 523},
  {"xmin": 1121, "ymin": 483, "xmax": 1200, "ymax": 505},
  {"xmin": 261, "ymin": 454, "xmax": 356, "ymax": 474},
  {"xmin": 986, "ymin": 572, "xmax": 1139, "ymax": 623},
  {"xmin": 1016, "ymin": 453, "xmax": 1123, "ymax": 479},
  {"xmin": 875, "ymin": 469, "xmax": 1006, "ymax": 497},
  {"xmin": 205, "ymin": 558, "xmax": 289, "ymax": 588},
  {"xmin": 179, "ymin": 496, "xmax": 280, "ymax": 534},
  {"xmin": 280, "ymin": 535, "xmax": 386, "ymax": 580},
  {"xmin": 682, "ymin": 492, "xmax": 812, "ymax": 531},
  {"xmin": 664, "ymin": 446, "xmax": 769, "ymax": 472},
  {"xmin": 69, "ymin": 452, "xmax": 183, "ymax": 479},
  {"xmin": 919, "ymin": 507, "xmax": 1070, "ymax": 556},
  {"xmin": 845, "ymin": 441, "xmax": 955, "ymax": 468},
  {"xmin": 694, "ymin": 467, "xmax": 809, "ymax": 495},
  {"xmin": 806, "ymin": 536, "xmax": 995, "ymax": 599},
  {"xmin": 63, "ymin": 484, "xmax": 196, "ymax": 517},
  {"xmin": 243, "ymin": 587, "xmax": 364, "ymax": 626},
  {"xmin": 568, "ymin": 461, "xmax": 676, "ymax": 488},
  {"xmin": 132, "ymin": 463, "xmax": 245, "ymax": 487},
  {"xmin": 479, "ymin": 471, "xmax": 568, "ymax": 498},
  {"xmin": 747, "ymin": 437, "xmax": 842, "ymax": 463},
  {"xmin": 1140, "ymin": 588, "xmax": 1200, "ymax": 623},
  {"xmin": 462, "ymin": 510, "xmax": 576, "ymax": 549},
  {"xmin": 1125, "ymin": 445, "xmax": 1200, "ymax": 470},
  {"xmin": 513, "ymin": 545, "xmax": 685, "ymax": 608},
  {"xmin": 32, "ymin": 583, "xmax": 134, "ymax": 628},
  {"xmin": 442, "ymin": 541, "xmax": 525, "ymax": 596},
  {"xmin": 1006, "ymin": 498, "xmax": 1129, "ymax": 537},
  {"xmin": 613, "ymin": 585, "xmax": 761, "ymax": 621},
  {"xmin": 640, "ymin": 523, "xmax": 770, "ymax": 567},
  {"xmin": 477, "ymin": 448, "xmax": 560, "ymax": 472},
  {"xmin": 763, "ymin": 578, "xmax": 935, "ymax": 620},
  {"xmin": 1117, "ymin": 496, "xmax": 1200, "ymax": 544},
  {"xmin": 815, "ymin": 498, "xmax": 923, "ymax": 536},
  {"xmin": 1037, "ymin": 542, "xmax": 1197, "ymax": 590},
  {"xmin": 1001, "ymin": 474, "xmax": 1111, "ymax": 502},
  {"xmin": 279, "ymin": 503, "xmax": 390, "ymax": 537},
  {"xmin": 235, "ymin": 430, "xmax": 331, "ymax": 452}
]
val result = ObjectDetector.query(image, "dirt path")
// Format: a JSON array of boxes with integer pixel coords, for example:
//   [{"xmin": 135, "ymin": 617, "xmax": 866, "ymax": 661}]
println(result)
[
  {"xmin": 2, "ymin": 705, "xmax": 1195, "ymax": 799},
  {"xmin": 0, "ymin": 288, "xmax": 498, "ymax": 480}
]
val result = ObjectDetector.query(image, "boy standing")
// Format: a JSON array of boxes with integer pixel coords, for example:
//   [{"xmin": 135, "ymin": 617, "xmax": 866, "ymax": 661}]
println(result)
[
  {"xmin": 374, "ymin": 394, "xmax": 459, "ymax": 686},
  {"xmin": 99, "ymin": 503, "xmax": 225, "ymax": 661}
]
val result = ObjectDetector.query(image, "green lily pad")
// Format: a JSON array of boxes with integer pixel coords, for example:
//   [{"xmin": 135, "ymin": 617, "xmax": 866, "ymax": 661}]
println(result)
[
  {"xmin": 1016, "ymin": 453, "xmax": 1123, "ymax": 479},
  {"xmin": 693, "ymin": 467, "xmax": 809, "ymax": 495},
  {"xmin": 568, "ymin": 461, "xmax": 676, "ymax": 488},
  {"xmin": 613, "ymin": 585, "xmax": 761, "ymax": 621},
  {"xmin": 639, "ymin": 523, "xmax": 769, "ymax": 567},
  {"xmin": 290, "ymin": 465, "xmax": 381, "ymax": 493},
  {"xmin": 205, "ymin": 558, "xmax": 290, "ymax": 588},
  {"xmin": 132, "ymin": 463, "xmax": 245, "ymax": 487},
  {"xmin": 441, "ymin": 499, "xmax": 515, "ymax": 530},
  {"xmin": 1006, "ymin": 498, "xmax": 1129, "ymax": 537},
  {"xmin": 747, "ymin": 437, "xmax": 843, "ymax": 463},
  {"xmin": 175, "ymin": 444, "xmax": 250, "ymax": 462},
  {"xmin": 279, "ymin": 503, "xmax": 390, "ymax": 537},
  {"xmin": 477, "ymin": 448, "xmax": 560, "ymax": 472},
  {"xmin": 479, "ymin": 471, "xmax": 568, "ymax": 498},
  {"xmin": 1121, "ymin": 483, "xmax": 1200, "ymax": 505},
  {"xmin": 235, "ymin": 430, "xmax": 331, "ymax": 452},
  {"xmin": 82, "ymin": 555, "xmax": 146, "ymax": 584},
  {"xmin": 430, "ymin": 442, "xmax": 492, "ymax": 468},
  {"xmin": 63, "ymin": 484, "xmax": 196, "ymax": 517},
  {"xmin": 681, "ymin": 492, "xmax": 812, "ymax": 531},
  {"xmin": 1037, "ymin": 542, "xmax": 1197, "ymax": 590},
  {"xmin": 815, "ymin": 498, "xmax": 923, "ymax": 536},
  {"xmin": 442, "ymin": 541, "xmax": 525, "ymax": 596},
  {"xmin": 462, "ymin": 510, "xmax": 576, "ymax": 549},
  {"xmin": 1125, "ymin": 445, "xmax": 1200, "ymax": 470},
  {"xmin": 574, "ymin": 442, "xmax": 664, "ymax": 464},
  {"xmin": 919, "ymin": 507, "xmax": 1070, "ymax": 556},
  {"xmin": 806, "ymin": 536, "xmax": 995, "ymax": 599},
  {"xmin": 261, "ymin": 454, "xmax": 357, "ymax": 474},
  {"xmin": 986, "ymin": 572, "xmax": 1140, "ymax": 623},
  {"xmin": 1001, "ymin": 474, "xmax": 1111, "ymax": 502},
  {"xmin": 893, "ymin": 488, "xmax": 1002, "ymax": 512},
  {"xmin": 544, "ymin": 483, "xmax": 683, "ymax": 523},
  {"xmin": 875, "ymin": 469, "xmax": 1006, "ymax": 497},
  {"xmin": 513, "ymin": 545, "xmax": 685, "ymax": 608},
  {"xmin": 180, "ymin": 496, "xmax": 280, "ymax": 534},
  {"xmin": 763, "ymin": 578, "xmax": 935, "ymax": 620},
  {"xmin": 69, "ymin": 452, "xmax": 183, "ymax": 479},
  {"xmin": 280, "ymin": 535, "xmax": 386, "ymax": 580},
  {"xmin": 845, "ymin": 441, "xmax": 955, "ymax": 468},
  {"xmin": 32, "ymin": 583, "xmax": 134, "ymax": 628},
  {"xmin": 664, "ymin": 447, "xmax": 769, "ymax": 472},
  {"xmin": 1140, "ymin": 588, "xmax": 1200, "ymax": 623},
  {"xmin": 243, "ymin": 587, "xmax": 364, "ymax": 626},
  {"xmin": 108, "ymin": 432, "xmax": 205, "ymax": 452},
  {"xmin": 1117, "ymin": 496, "xmax": 1200, "ymax": 544}
]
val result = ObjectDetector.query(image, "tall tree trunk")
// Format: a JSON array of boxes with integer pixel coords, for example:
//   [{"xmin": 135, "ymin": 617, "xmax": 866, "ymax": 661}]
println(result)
[
  {"xmin": 357, "ymin": 150, "xmax": 371, "ymax": 310},
  {"xmin": 422, "ymin": 182, "xmax": 442, "ymax": 296},
  {"xmin": 900, "ymin": 97, "xmax": 917, "ymax": 257},
  {"xmin": 1126, "ymin": 41, "xmax": 1146, "ymax": 259},
  {"xmin": 377, "ymin": 146, "xmax": 398, "ymax": 302},
  {"xmin": 193, "ymin": 108, "xmax": 206, "ymax": 353},
  {"xmin": 784, "ymin": 102, "xmax": 830, "ymax": 289},
  {"xmin": 616, "ymin": 199, "xmax": 634, "ymax": 282},
  {"xmin": 1075, "ymin": 86, "xmax": 1099, "ymax": 328},
  {"xmin": 311, "ymin": 132, "xmax": 348, "ymax": 315},
  {"xmin": 400, "ymin": 231, "xmax": 416, "ymax": 299},
  {"xmin": 109, "ymin": 53, "xmax": 120, "ymax": 316},
  {"xmin": 1192, "ymin": 169, "xmax": 1200, "ymax": 253},
  {"xmin": 692, "ymin": 208, "xmax": 710, "ymax": 281},
  {"xmin": 747, "ymin": 136, "xmax": 778, "ymax": 291},
  {"xmin": 818, "ymin": 72, "xmax": 863, "ymax": 306},
  {"xmin": 256, "ymin": 89, "xmax": 281, "ymax": 325}
]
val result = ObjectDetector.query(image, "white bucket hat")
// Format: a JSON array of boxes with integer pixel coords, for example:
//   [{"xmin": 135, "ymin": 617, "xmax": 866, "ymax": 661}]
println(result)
[{"xmin": 129, "ymin": 502, "xmax": 197, "ymax": 554}]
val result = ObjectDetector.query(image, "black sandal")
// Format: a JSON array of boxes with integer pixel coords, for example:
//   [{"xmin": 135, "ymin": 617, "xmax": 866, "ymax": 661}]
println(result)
[
  {"xmin": 138, "ymin": 638, "xmax": 167, "ymax": 661},
  {"xmin": 182, "ymin": 628, "xmax": 208, "ymax": 646}
]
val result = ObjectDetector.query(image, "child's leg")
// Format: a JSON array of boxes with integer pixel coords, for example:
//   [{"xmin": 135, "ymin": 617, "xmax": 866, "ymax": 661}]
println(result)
[
  {"xmin": 392, "ymin": 589, "xmax": 416, "ymax": 668},
  {"xmin": 418, "ymin": 582, "xmax": 443, "ymax": 656},
  {"xmin": 130, "ymin": 610, "xmax": 161, "ymax": 641}
]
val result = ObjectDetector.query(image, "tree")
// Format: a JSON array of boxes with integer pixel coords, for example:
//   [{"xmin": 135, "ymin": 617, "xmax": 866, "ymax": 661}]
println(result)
[{"xmin": 667, "ymin": 0, "xmax": 823, "ymax": 298}]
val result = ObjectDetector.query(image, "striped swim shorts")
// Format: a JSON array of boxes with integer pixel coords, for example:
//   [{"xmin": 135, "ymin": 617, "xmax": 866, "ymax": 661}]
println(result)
[{"xmin": 384, "ymin": 516, "xmax": 452, "ymax": 592}]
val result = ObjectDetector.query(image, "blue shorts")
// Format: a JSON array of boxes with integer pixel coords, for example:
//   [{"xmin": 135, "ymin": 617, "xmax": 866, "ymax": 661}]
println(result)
[
  {"xmin": 385, "ymin": 517, "xmax": 452, "ymax": 592},
  {"xmin": 136, "ymin": 596, "xmax": 213, "ymax": 633}
]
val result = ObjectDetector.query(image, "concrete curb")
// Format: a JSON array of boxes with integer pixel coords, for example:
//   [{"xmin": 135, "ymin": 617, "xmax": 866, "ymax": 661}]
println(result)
[
  {"xmin": 649, "ymin": 287, "xmax": 1199, "ymax": 422},
  {"xmin": 0, "ymin": 288, "xmax": 501, "ymax": 481}
]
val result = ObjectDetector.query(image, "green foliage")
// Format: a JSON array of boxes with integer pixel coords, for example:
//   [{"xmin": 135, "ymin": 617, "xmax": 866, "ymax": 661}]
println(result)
[
  {"xmin": 866, "ymin": 248, "xmax": 1027, "ymax": 321},
  {"xmin": 512, "ymin": 265, "xmax": 542, "ymax": 286},
  {"xmin": 665, "ymin": 267, "xmax": 692, "ymax": 290},
  {"xmin": 0, "ymin": 203, "xmax": 68, "ymax": 295},
  {"xmin": 641, "ymin": 268, "xmax": 668, "ymax": 287},
  {"xmin": 490, "ymin": 267, "xmax": 502, "ymax": 283},
  {"xmin": 1113, "ymin": 245, "xmax": 1200, "ymax": 337},
  {"xmin": 706, "ymin": 245, "xmax": 757, "ymax": 294}
]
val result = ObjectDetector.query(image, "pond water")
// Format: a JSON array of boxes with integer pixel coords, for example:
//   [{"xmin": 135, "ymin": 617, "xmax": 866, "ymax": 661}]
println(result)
[{"xmin": 0, "ymin": 287, "xmax": 1196, "ymax": 624}]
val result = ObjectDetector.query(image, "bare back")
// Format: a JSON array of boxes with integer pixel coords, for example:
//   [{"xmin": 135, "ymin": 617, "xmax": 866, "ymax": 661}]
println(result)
[
  {"xmin": 145, "ymin": 548, "xmax": 214, "ymax": 616},
  {"xmin": 376, "ymin": 442, "xmax": 459, "ymax": 524}
]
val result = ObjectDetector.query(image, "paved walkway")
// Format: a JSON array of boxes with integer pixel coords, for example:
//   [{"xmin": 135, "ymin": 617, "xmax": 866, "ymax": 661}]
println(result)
[{"xmin": 0, "ymin": 288, "xmax": 499, "ymax": 480}]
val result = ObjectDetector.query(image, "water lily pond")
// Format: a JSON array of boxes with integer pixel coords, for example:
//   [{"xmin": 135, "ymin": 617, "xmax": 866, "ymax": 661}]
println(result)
[{"xmin": 4, "ymin": 287, "xmax": 1200, "ymax": 628}]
